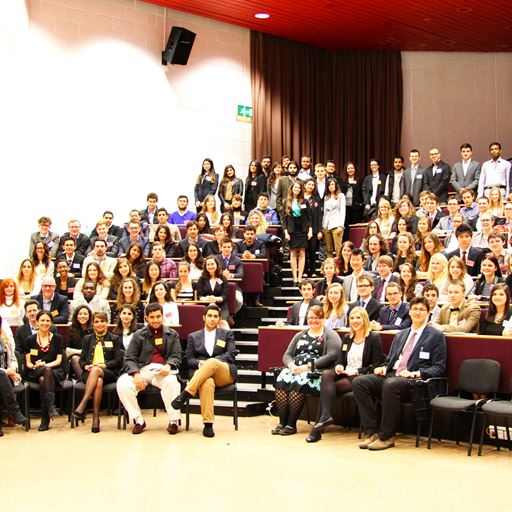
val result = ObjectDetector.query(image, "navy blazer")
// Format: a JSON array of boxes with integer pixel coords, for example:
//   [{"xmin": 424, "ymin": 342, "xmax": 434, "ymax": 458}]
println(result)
[
  {"xmin": 378, "ymin": 303, "xmax": 412, "ymax": 330},
  {"xmin": 234, "ymin": 239, "xmax": 267, "ymax": 258},
  {"xmin": 337, "ymin": 332, "xmax": 384, "ymax": 374},
  {"xmin": 56, "ymin": 233, "xmax": 90, "ymax": 257},
  {"xmin": 196, "ymin": 276, "xmax": 229, "ymax": 305},
  {"xmin": 446, "ymin": 247, "xmax": 485, "ymax": 277},
  {"xmin": 347, "ymin": 297, "xmax": 383, "ymax": 323},
  {"xmin": 31, "ymin": 292, "xmax": 70, "ymax": 325},
  {"xmin": 217, "ymin": 254, "xmax": 244, "ymax": 280},
  {"xmin": 383, "ymin": 325, "xmax": 447, "ymax": 379},
  {"xmin": 186, "ymin": 328, "xmax": 237, "ymax": 378}
]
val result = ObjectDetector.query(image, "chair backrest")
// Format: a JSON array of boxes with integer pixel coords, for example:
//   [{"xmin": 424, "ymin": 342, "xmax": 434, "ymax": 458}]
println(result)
[{"xmin": 458, "ymin": 358, "xmax": 501, "ymax": 395}]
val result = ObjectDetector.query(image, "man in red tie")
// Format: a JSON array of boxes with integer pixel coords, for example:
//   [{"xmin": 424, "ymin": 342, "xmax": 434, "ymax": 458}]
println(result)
[{"xmin": 352, "ymin": 296, "xmax": 447, "ymax": 451}]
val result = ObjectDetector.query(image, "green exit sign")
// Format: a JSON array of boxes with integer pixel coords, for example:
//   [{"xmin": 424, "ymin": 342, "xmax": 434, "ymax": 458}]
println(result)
[{"xmin": 237, "ymin": 104, "xmax": 253, "ymax": 122}]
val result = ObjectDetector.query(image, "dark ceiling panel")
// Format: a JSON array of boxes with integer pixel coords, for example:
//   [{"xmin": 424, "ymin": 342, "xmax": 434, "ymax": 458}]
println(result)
[{"xmin": 146, "ymin": 0, "xmax": 512, "ymax": 51}]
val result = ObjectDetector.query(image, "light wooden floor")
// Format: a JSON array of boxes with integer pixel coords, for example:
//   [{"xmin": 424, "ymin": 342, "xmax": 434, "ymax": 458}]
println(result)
[{"xmin": 3, "ymin": 413, "xmax": 510, "ymax": 511}]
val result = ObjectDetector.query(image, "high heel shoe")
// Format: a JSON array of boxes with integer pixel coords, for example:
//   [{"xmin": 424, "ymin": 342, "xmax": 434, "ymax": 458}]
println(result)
[
  {"xmin": 73, "ymin": 410, "xmax": 86, "ymax": 422},
  {"xmin": 91, "ymin": 420, "xmax": 100, "ymax": 433}
]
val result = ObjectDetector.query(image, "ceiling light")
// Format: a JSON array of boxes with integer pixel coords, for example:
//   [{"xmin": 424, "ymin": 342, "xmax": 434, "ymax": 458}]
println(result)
[{"xmin": 254, "ymin": 13, "xmax": 270, "ymax": 19}]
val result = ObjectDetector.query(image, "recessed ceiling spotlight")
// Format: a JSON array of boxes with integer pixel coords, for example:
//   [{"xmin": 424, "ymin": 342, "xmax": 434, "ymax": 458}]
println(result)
[{"xmin": 254, "ymin": 13, "xmax": 270, "ymax": 19}]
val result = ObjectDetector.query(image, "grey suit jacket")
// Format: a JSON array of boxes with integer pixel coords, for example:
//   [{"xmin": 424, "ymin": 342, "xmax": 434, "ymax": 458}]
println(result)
[
  {"xmin": 400, "ymin": 166, "xmax": 425, "ymax": 206},
  {"xmin": 29, "ymin": 232, "xmax": 60, "ymax": 258},
  {"xmin": 450, "ymin": 160, "xmax": 481, "ymax": 195}
]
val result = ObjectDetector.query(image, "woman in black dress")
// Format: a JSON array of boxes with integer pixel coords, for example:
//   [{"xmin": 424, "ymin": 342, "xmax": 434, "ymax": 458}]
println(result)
[
  {"xmin": 303, "ymin": 177, "xmax": 323, "ymax": 277},
  {"xmin": 55, "ymin": 260, "xmax": 78, "ymax": 300},
  {"xmin": 244, "ymin": 160, "xmax": 267, "ymax": 213},
  {"xmin": 194, "ymin": 158, "xmax": 219, "ymax": 212},
  {"xmin": 283, "ymin": 180, "xmax": 312, "ymax": 285},
  {"xmin": 73, "ymin": 312, "xmax": 123, "ymax": 433},
  {"xmin": 480, "ymin": 284, "xmax": 512, "ymax": 336},
  {"xmin": 340, "ymin": 161, "xmax": 363, "ymax": 240},
  {"xmin": 67, "ymin": 304, "xmax": 93, "ymax": 379},
  {"xmin": 25, "ymin": 311, "xmax": 65, "ymax": 431}
]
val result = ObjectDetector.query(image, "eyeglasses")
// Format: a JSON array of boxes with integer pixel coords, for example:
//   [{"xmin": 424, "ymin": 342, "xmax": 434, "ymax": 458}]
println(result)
[
  {"xmin": 357, "ymin": 284, "xmax": 371, "ymax": 288},
  {"xmin": 410, "ymin": 307, "xmax": 428, "ymax": 313}
]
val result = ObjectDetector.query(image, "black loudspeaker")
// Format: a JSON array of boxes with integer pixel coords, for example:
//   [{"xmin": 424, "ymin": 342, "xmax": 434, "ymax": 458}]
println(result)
[{"xmin": 162, "ymin": 26, "xmax": 196, "ymax": 66}]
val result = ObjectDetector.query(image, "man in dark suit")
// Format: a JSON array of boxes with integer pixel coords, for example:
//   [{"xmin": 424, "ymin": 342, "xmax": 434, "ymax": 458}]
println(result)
[
  {"xmin": 31, "ymin": 277, "xmax": 69, "ymax": 324},
  {"xmin": 218, "ymin": 237, "xmax": 244, "ymax": 314},
  {"xmin": 14, "ymin": 300, "xmax": 44, "ymax": 354},
  {"xmin": 400, "ymin": 149, "xmax": 424, "ymax": 206},
  {"xmin": 287, "ymin": 279, "xmax": 322, "ymax": 326},
  {"xmin": 88, "ymin": 220, "xmax": 120, "ymax": 257},
  {"xmin": 353, "ymin": 296, "xmax": 447, "ymax": 450},
  {"xmin": 450, "ymin": 143, "xmax": 481, "ymax": 199},
  {"xmin": 424, "ymin": 193, "xmax": 444, "ymax": 230},
  {"xmin": 423, "ymin": 147, "xmax": 451, "ymax": 204},
  {"xmin": 371, "ymin": 282, "xmax": 411, "ymax": 331},
  {"xmin": 175, "ymin": 220, "xmax": 207, "ymax": 257},
  {"xmin": 139, "ymin": 192, "xmax": 159, "ymax": 224},
  {"xmin": 56, "ymin": 219, "xmax": 90, "ymax": 257},
  {"xmin": 347, "ymin": 274, "xmax": 383, "ymax": 323},
  {"xmin": 171, "ymin": 304, "xmax": 236, "ymax": 438},
  {"xmin": 361, "ymin": 159, "xmax": 386, "ymax": 218},
  {"xmin": 372, "ymin": 256, "xmax": 400, "ymax": 302},
  {"xmin": 235, "ymin": 225, "xmax": 267, "ymax": 259},
  {"xmin": 57, "ymin": 237, "xmax": 84, "ymax": 277},
  {"xmin": 89, "ymin": 211, "xmax": 124, "ymax": 239},
  {"xmin": 446, "ymin": 223, "xmax": 486, "ymax": 277},
  {"xmin": 116, "ymin": 303, "xmax": 182, "ymax": 435}
]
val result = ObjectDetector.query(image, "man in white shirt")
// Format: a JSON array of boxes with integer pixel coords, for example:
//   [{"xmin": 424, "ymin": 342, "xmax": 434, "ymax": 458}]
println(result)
[
  {"xmin": 478, "ymin": 142, "xmax": 512, "ymax": 200},
  {"xmin": 82, "ymin": 239, "xmax": 117, "ymax": 279},
  {"xmin": 297, "ymin": 155, "xmax": 313, "ymax": 181},
  {"xmin": 384, "ymin": 155, "xmax": 405, "ymax": 206},
  {"xmin": 450, "ymin": 143, "xmax": 481, "ymax": 199},
  {"xmin": 69, "ymin": 281, "xmax": 111, "ymax": 322}
]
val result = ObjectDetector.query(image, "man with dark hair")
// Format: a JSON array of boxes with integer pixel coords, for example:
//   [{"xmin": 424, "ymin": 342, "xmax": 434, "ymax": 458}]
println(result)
[
  {"xmin": 152, "ymin": 207, "xmax": 182, "ymax": 242},
  {"xmin": 261, "ymin": 156, "xmax": 272, "ymax": 176},
  {"xmin": 343, "ymin": 248, "xmax": 370, "ymax": 303},
  {"xmin": 435, "ymin": 197, "xmax": 461, "ymax": 232},
  {"xmin": 88, "ymin": 220, "xmax": 120, "ymax": 257},
  {"xmin": 82, "ymin": 238, "xmax": 117, "ymax": 278},
  {"xmin": 89, "ymin": 211, "xmax": 123, "ymax": 239},
  {"xmin": 119, "ymin": 221, "xmax": 150, "ymax": 257},
  {"xmin": 401, "ymin": 149, "xmax": 425, "ymax": 207},
  {"xmin": 423, "ymin": 147, "xmax": 451, "ymax": 204},
  {"xmin": 169, "ymin": 195, "xmax": 196, "ymax": 224},
  {"xmin": 287, "ymin": 279, "xmax": 322, "ymax": 326},
  {"xmin": 235, "ymin": 225, "xmax": 267, "ymax": 259},
  {"xmin": 384, "ymin": 155, "xmax": 405, "ymax": 206},
  {"xmin": 69, "ymin": 280, "xmax": 110, "ymax": 322},
  {"xmin": 171, "ymin": 304, "xmax": 236, "ymax": 438},
  {"xmin": 446, "ymin": 223, "xmax": 485, "ymax": 276},
  {"xmin": 347, "ymin": 274, "xmax": 383, "ymax": 322},
  {"xmin": 255, "ymin": 193, "xmax": 279, "ymax": 225},
  {"xmin": 176, "ymin": 220, "xmax": 207, "ymax": 257},
  {"xmin": 353, "ymin": 296, "xmax": 447, "ymax": 450},
  {"xmin": 217, "ymin": 237, "xmax": 244, "ymax": 314},
  {"xmin": 140, "ymin": 192, "xmax": 159, "ymax": 224},
  {"xmin": 460, "ymin": 188, "xmax": 478, "ymax": 222},
  {"xmin": 373, "ymin": 255, "xmax": 399, "ymax": 302},
  {"xmin": 362, "ymin": 159, "xmax": 386, "ymax": 217},
  {"xmin": 478, "ymin": 142, "xmax": 511, "ymax": 200},
  {"xmin": 450, "ymin": 143, "xmax": 481, "ymax": 199},
  {"xmin": 15, "ymin": 300, "xmax": 43, "ymax": 354},
  {"xmin": 151, "ymin": 242, "xmax": 177, "ymax": 278},
  {"xmin": 371, "ymin": 282, "xmax": 411, "ymax": 331},
  {"xmin": 423, "ymin": 283, "xmax": 441, "ymax": 323},
  {"xmin": 424, "ymin": 193, "xmax": 443, "ymax": 230},
  {"xmin": 116, "ymin": 303, "xmax": 182, "ymax": 435},
  {"xmin": 57, "ymin": 237, "xmax": 84, "ymax": 276},
  {"xmin": 297, "ymin": 154, "xmax": 313, "ymax": 181}
]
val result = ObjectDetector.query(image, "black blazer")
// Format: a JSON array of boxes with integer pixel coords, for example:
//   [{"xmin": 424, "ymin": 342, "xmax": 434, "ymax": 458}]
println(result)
[
  {"xmin": 196, "ymin": 276, "xmax": 229, "ymax": 305},
  {"xmin": 194, "ymin": 172, "xmax": 220, "ymax": 204},
  {"xmin": 471, "ymin": 276, "xmax": 504, "ymax": 299},
  {"xmin": 347, "ymin": 297, "xmax": 383, "ymax": 322},
  {"xmin": 202, "ymin": 240, "xmax": 221, "ymax": 257},
  {"xmin": 57, "ymin": 233, "xmax": 90, "ymax": 257},
  {"xmin": 283, "ymin": 200, "xmax": 312, "ymax": 235},
  {"xmin": 244, "ymin": 173, "xmax": 267, "ymax": 213},
  {"xmin": 423, "ymin": 161, "xmax": 451, "ymax": 204},
  {"xmin": 288, "ymin": 299, "xmax": 323, "ymax": 326},
  {"xmin": 186, "ymin": 328, "xmax": 237, "ymax": 378},
  {"xmin": 234, "ymin": 239, "xmax": 267, "ymax": 258},
  {"xmin": 57, "ymin": 254, "xmax": 84, "ymax": 276},
  {"xmin": 314, "ymin": 276, "xmax": 344, "ymax": 298},
  {"xmin": 217, "ymin": 254, "xmax": 244, "ymax": 279},
  {"xmin": 55, "ymin": 276, "xmax": 78, "ymax": 300},
  {"xmin": 31, "ymin": 292, "xmax": 70, "ymax": 325},
  {"xmin": 306, "ymin": 194, "xmax": 323, "ymax": 234},
  {"xmin": 79, "ymin": 332, "xmax": 123, "ymax": 373},
  {"xmin": 340, "ymin": 179, "xmax": 364, "ymax": 208},
  {"xmin": 88, "ymin": 235, "xmax": 120, "ymax": 257},
  {"xmin": 176, "ymin": 236, "xmax": 207, "ymax": 258},
  {"xmin": 446, "ymin": 247, "xmax": 485, "ymax": 277},
  {"xmin": 480, "ymin": 307, "xmax": 512, "ymax": 336},
  {"xmin": 361, "ymin": 174, "xmax": 386, "ymax": 206},
  {"xmin": 337, "ymin": 332, "xmax": 384, "ymax": 374},
  {"xmin": 14, "ymin": 322, "xmax": 57, "ymax": 354},
  {"xmin": 378, "ymin": 303, "xmax": 412, "ymax": 330},
  {"xmin": 372, "ymin": 274, "xmax": 400, "ymax": 300}
]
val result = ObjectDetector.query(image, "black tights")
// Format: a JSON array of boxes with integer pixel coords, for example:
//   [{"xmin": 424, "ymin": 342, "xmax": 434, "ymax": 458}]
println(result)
[
  {"xmin": 76, "ymin": 367, "xmax": 104, "ymax": 427},
  {"xmin": 69, "ymin": 355, "xmax": 82, "ymax": 379},
  {"xmin": 275, "ymin": 389, "xmax": 306, "ymax": 428},
  {"xmin": 38, "ymin": 367, "xmax": 55, "ymax": 395},
  {"xmin": 316, "ymin": 370, "xmax": 353, "ymax": 423}
]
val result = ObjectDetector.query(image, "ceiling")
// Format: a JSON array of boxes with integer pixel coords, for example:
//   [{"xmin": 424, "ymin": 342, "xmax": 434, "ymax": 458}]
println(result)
[{"xmin": 146, "ymin": 0, "xmax": 512, "ymax": 52}]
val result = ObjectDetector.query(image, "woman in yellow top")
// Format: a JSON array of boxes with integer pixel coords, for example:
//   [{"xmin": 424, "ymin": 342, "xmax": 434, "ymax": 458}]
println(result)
[{"xmin": 73, "ymin": 312, "xmax": 123, "ymax": 433}]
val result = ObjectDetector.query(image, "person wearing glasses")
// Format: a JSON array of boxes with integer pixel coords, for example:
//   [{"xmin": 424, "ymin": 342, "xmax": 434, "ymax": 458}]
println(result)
[
  {"xmin": 347, "ymin": 275, "xmax": 383, "ymax": 323},
  {"xmin": 472, "ymin": 213, "xmax": 496, "ymax": 249},
  {"xmin": 371, "ymin": 282, "xmax": 412, "ymax": 331},
  {"xmin": 353, "ymin": 296, "xmax": 447, "ymax": 451}
]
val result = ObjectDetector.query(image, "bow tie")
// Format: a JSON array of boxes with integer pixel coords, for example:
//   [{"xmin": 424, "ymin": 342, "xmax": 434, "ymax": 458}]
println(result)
[{"xmin": 450, "ymin": 307, "xmax": 460, "ymax": 312}]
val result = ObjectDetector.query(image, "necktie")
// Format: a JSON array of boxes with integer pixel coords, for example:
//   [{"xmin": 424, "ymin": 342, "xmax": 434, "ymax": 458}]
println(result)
[
  {"xmin": 376, "ymin": 279, "xmax": 386, "ymax": 301},
  {"xmin": 224, "ymin": 258, "xmax": 229, "ymax": 268},
  {"xmin": 396, "ymin": 330, "xmax": 416, "ymax": 374},
  {"xmin": 360, "ymin": 301, "xmax": 366, "ymax": 309},
  {"xmin": 462, "ymin": 251, "xmax": 467, "ymax": 265},
  {"xmin": 389, "ymin": 308, "xmax": 397, "ymax": 325}
]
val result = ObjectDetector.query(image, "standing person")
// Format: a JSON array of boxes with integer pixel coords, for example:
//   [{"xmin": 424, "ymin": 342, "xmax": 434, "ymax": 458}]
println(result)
[
  {"xmin": 305, "ymin": 307, "xmax": 383, "ymax": 443},
  {"xmin": 353, "ymin": 296, "xmax": 447, "ymax": 450},
  {"xmin": 171, "ymin": 304, "xmax": 237, "ymax": 438},
  {"xmin": 261, "ymin": 155, "xmax": 272, "ymax": 176},
  {"xmin": 276, "ymin": 160, "xmax": 300, "ymax": 222},
  {"xmin": 194, "ymin": 158, "xmax": 219, "ymax": 212},
  {"xmin": 478, "ymin": 142, "xmax": 512, "ymax": 200},
  {"xmin": 29, "ymin": 216, "xmax": 60, "ymax": 258},
  {"xmin": 73, "ymin": 312, "xmax": 123, "ymax": 433},
  {"xmin": 450, "ymin": 143, "xmax": 481, "ymax": 199},
  {"xmin": 362, "ymin": 159, "xmax": 386, "ymax": 219},
  {"xmin": 303, "ymin": 178, "xmax": 323, "ymax": 277},
  {"xmin": 322, "ymin": 178, "xmax": 346, "ymax": 259},
  {"xmin": 25, "ymin": 311, "xmax": 65, "ymax": 431},
  {"xmin": 267, "ymin": 162, "xmax": 284, "ymax": 210},
  {"xmin": 116, "ymin": 303, "xmax": 182, "ymax": 435},
  {"xmin": 244, "ymin": 160, "xmax": 267, "ymax": 213},
  {"xmin": 423, "ymin": 147, "xmax": 451, "ymax": 204},
  {"xmin": 283, "ymin": 181, "xmax": 313, "ymax": 285},
  {"xmin": 169, "ymin": 195, "xmax": 196, "ymax": 225},
  {"xmin": 271, "ymin": 305, "xmax": 341, "ymax": 436},
  {"xmin": 384, "ymin": 155, "xmax": 406, "ymax": 207},
  {"xmin": 218, "ymin": 164, "xmax": 244, "ymax": 212},
  {"xmin": 400, "ymin": 149, "xmax": 425, "ymax": 207},
  {"xmin": 340, "ymin": 161, "xmax": 363, "ymax": 231}
]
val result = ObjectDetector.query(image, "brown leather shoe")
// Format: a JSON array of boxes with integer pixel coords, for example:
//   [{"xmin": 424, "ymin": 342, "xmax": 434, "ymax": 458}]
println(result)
[
  {"xmin": 132, "ymin": 421, "xmax": 146, "ymax": 435},
  {"xmin": 358, "ymin": 433, "xmax": 378, "ymax": 449},
  {"xmin": 368, "ymin": 436, "xmax": 395, "ymax": 451},
  {"xmin": 167, "ymin": 422, "xmax": 179, "ymax": 435}
]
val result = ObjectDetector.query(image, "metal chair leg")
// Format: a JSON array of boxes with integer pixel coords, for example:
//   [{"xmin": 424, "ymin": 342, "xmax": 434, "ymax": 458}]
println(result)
[
  {"xmin": 427, "ymin": 409, "xmax": 435, "ymax": 449},
  {"xmin": 467, "ymin": 409, "xmax": 477, "ymax": 456}
]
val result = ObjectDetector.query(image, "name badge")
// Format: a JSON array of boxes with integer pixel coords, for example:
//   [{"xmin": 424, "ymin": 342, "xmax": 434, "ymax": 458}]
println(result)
[
  {"xmin": 51, "ymin": 309, "xmax": 58, "ymax": 317},
  {"xmin": 165, "ymin": 311, "xmax": 172, "ymax": 317},
  {"xmin": 255, "ymin": 250, "xmax": 260, "ymax": 256},
  {"xmin": 72, "ymin": 263, "xmax": 80, "ymax": 269},
  {"xmin": 30, "ymin": 349, "xmax": 38, "ymax": 356},
  {"xmin": 205, "ymin": 176, "xmax": 211, "ymax": 181},
  {"xmin": 107, "ymin": 242, "xmax": 113, "ymax": 247},
  {"xmin": 394, "ymin": 317, "xmax": 402, "ymax": 326},
  {"xmin": 466, "ymin": 260, "xmax": 474, "ymax": 267},
  {"xmin": 104, "ymin": 341, "xmax": 113, "ymax": 348},
  {"xmin": 217, "ymin": 278, "xmax": 223, "ymax": 285},
  {"xmin": 416, "ymin": 174, "xmax": 422, "ymax": 179},
  {"xmin": 47, "ymin": 241, "xmax": 54, "ymax": 248},
  {"xmin": 342, "ymin": 344, "xmax": 348, "ymax": 351},
  {"xmin": 216, "ymin": 339, "xmax": 226, "ymax": 348},
  {"xmin": 419, "ymin": 351, "xmax": 430, "ymax": 360},
  {"xmin": 377, "ymin": 180, "xmax": 382, "ymax": 185},
  {"xmin": 228, "ymin": 264, "xmax": 236, "ymax": 270},
  {"xmin": 300, "ymin": 204, "xmax": 307, "ymax": 209},
  {"xmin": 154, "ymin": 338, "xmax": 163, "ymax": 346}
]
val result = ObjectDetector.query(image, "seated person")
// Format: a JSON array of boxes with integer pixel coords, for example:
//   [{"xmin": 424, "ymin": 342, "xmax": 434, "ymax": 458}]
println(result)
[
  {"xmin": 487, "ymin": 231, "xmax": 510, "ymax": 276},
  {"xmin": 119, "ymin": 221, "xmax": 150, "ymax": 257},
  {"xmin": 446, "ymin": 223, "xmax": 486, "ymax": 277},
  {"xmin": 372, "ymin": 255, "xmax": 400, "ymax": 303},
  {"xmin": 176, "ymin": 220, "xmax": 207, "ymax": 257},
  {"xmin": 443, "ymin": 213, "xmax": 464, "ymax": 252},
  {"xmin": 148, "ymin": 207, "xmax": 182, "ymax": 244},
  {"xmin": 468, "ymin": 254, "xmax": 504, "ymax": 301},
  {"xmin": 230, "ymin": 194, "xmax": 248, "ymax": 226},
  {"xmin": 286, "ymin": 279, "xmax": 322, "ymax": 326},
  {"xmin": 471, "ymin": 213, "xmax": 495, "ymax": 249},
  {"xmin": 147, "ymin": 281, "xmax": 179, "ymax": 326},
  {"xmin": 363, "ymin": 234, "xmax": 389, "ymax": 273},
  {"xmin": 217, "ymin": 237, "xmax": 243, "ymax": 315},
  {"xmin": 15, "ymin": 299, "xmax": 49, "ymax": 354},
  {"xmin": 203, "ymin": 225, "xmax": 227, "ymax": 257},
  {"xmin": 139, "ymin": 191, "xmax": 159, "ymax": 224},
  {"xmin": 69, "ymin": 280, "xmax": 111, "ymax": 323},
  {"xmin": 29, "ymin": 216, "xmax": 60, "ymax": 258},
  {"xmin": 151, "ymin": 241, "xmax": 177, "ymax": 279},
  {"xmin": 305, "ymin": 307, "xmax": 383, "ymax": 443},
  {"xmin": 253, "ymin": 192, "xmax": 279, "ymax": 225},
  {"xmin": 392, "ymin": 232, "xmax": 417, "ymax": 271},
  {"xmin": 54, "ymin": 260, "xmax": 78, "ymax": 300},
  {"xmin": 122, "ymin": 209, "xmax": 150, "ymax": 238},
  {"xmin": 371, "ymin": 282, "xmax": 412, "ymax": 331},
  {"xmin": 315, "ymin": 257, "xmax": 343, "ymax": 300},
  {"xmin": 423, "ymin": 193, "xmax": 443, "ymax": 229},
  {"xmin": 435, "ymin": 197, "xmax": 460, "ymax": 233},
  {"xmin": 83, "ymin": 239, "xmax": 117, "ymax": 279},
  {"xmin": 323, "ymin": 282, "xmax": 349, "ymax": 329},
  {"xmin": 112, "ymin": 277, "xmax": 145, "ymax": 324},
  {"xmin": 75, "ymin": 262, "xmax": 111, "ymax": 300},
  {"xmin": 57, "ymin": 237, "xmax": 84, "ymax": 277},
  {"xmin": 460, "ymin": 188, "xmax": 478, "ymax": 223},
  {"xmin": 342, "ymin": 248, "xmax": 371, "ymax": 303},
  {"xmin": 423, "ymin": 283, "xmax": 441, "ymax": 323},
  {"xmin": 235, "ymin": 225, "xmax": 267, "ymax": 259},
  {"xmin": 169, "ymin": 195, "xmax": 197, "ymax": 225},
  {"xmin": 353, "ymin": 296, "xmax": 446, "ymax": 450},
  {"xmin": 480, "ymin": 284, "xmax": 512, "ymax": 336},
  {"xmin": 347, "ymin": 274, "xmax": 383, "ymax": 323},
  {"xmin": 56, "ymin": 219, "xmax": 90, "ymax": 257},
  {"xmin": 31, "ymin": 277, "xmax": 69, "ymax": 325},
  {"xmin": 196, "ymin": 256, "xmax": 229, "ymax": 325},
  {"xmin": 431, "ymin": 280, "xmax": 481, "ymax": 334},
  {"xmin": 171, "ymin": 304, "xmax": 237, "ymax": 438},
  {"xmin": 89, "ymin": 211, "xmax": 123, "ymax": 239},
  {"xmin": 0, "ymin": 279, "xmax": 24, "ymax": 327},
  {"xmin": 116, "ymin": 303, "xmax": 182, "ymax": 435},
  {"xmin": 469, "ymin": 196, "xmax": 497, "ymax": 232},
  {"xmin": 88, "ymin": 220, "xmax": 120, "ymax": 257}
]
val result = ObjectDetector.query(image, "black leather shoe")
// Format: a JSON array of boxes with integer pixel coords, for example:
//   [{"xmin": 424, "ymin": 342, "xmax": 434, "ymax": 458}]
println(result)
[
  {"xmin": 13, "ymin": 410, "xmax": 27, "ymax": 426},
  {"xmin": 171, "ymin": 390, "xmax": 192, "ymax": 410},
  {"xmin": 306, "ymin": 429, "xmax": 322, "ymax": 443},
  {"xmin": 280, "ymin": 426, "xmax": 297, "ymax": 436},
  {"xmin": 203, "ymin": 423, "xmax": 215, "ymax": 438},
  {"xmin": 91, "ymin": 420, "xmax": 100, "ymax": 434},
  {"xmin": 73, "ymin": 410, "xmax": 86, "ymax": 422},
  {"xmin": 271, "ymin": 424, "xmax": 284, "ymax": 435},
  {"xmin": 314, "ymin": 417, "xmax": 334, "ymax": 429}
]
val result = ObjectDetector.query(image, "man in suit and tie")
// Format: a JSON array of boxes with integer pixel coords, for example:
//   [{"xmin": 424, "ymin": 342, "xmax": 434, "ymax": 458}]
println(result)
[
  {"xmin": 423, "ymin": 147, "xmax": 451, "ymax": 204},
  {"xmin": 400, "ymin": 149, "xmax": 425, "ymax": 207},
  {"xmin": 343, "ymin": 249, "xmax": 370, "ymax": 303},
  {"xmin": 171, "ymin": 304, "xmax": 236, "ymax": 438},
  {"xmin": 372, "ymin": 256, "xmax": 400, "ymax": 302},
  {"xmin": 88, "ymin": 220, "xmax": 120, "ymax": 257},
  {"xmin": 218, "ymin": 237, "xmax": 244, "ymax": 315},
  {"xmin": 424, "ymin": 193, "xmax": 443, "ymax": 230},
  {"xmin": 353, "ymin": 296, "xmax": 447, "ymax": 450},
  {"xmin": 56, "ymin": 219, "xmax": 90, "ymax": 257},
  {"xmin": 371, "ymin": 282, "xmax": 411, "ymax": 331},
  {"xmin": 31, "ymin": 277, "xmax": 69, "ymax": 324},
  {"xmin": 361, "ymin": 159, "xmax": 386, "ymax": 219},
  {"xmin": 450, "ymin": 143, "xmax": 481, "ymax": 199},
  {"xmin": 287, "ymin": 279, "xmax": 322, "ymax": 326},
  {"xmin": 347, "ymin": 275, "xmax": 383, "ymax": 323},
  {"xmin": 29, "ymin": 216, "xmax": 60, "ymax": 258},
  {"xmin": 430, "ymin": 280, "xmax": 481, "ymax": 334},
  {"xmin": 175, "ymin": 220, "xmax": 207, "ymax": 257},
  {"xmin": 57, "ymin": 237, "xmax": 84, "ymax": 277},
  {"xmin": 446, "ymin": 223, "xmax": 486, "ymax": 277},
  {"xmin": 435, "ymin": 197, "xmax": 461, "ymax": 233}
]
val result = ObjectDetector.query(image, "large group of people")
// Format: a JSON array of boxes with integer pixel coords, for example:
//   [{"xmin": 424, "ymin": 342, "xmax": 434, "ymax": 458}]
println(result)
[{"xmin": 1, "ymin": 142, "xmax": 512, "ymax": 448}]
